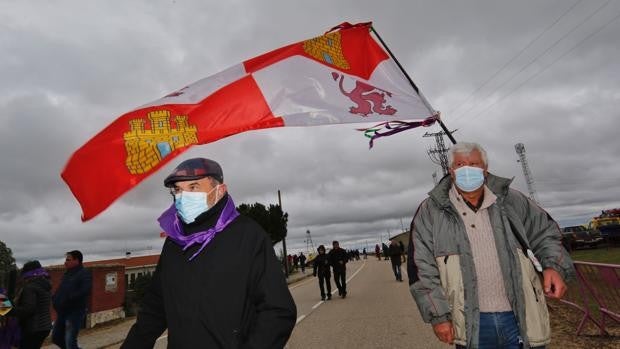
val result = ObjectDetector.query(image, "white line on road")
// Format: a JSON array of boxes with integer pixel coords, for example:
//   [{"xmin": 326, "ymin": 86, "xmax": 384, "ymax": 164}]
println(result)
[
  {"xmin": 296, "ymin": 260, "xmax": 367, "ymax": 325},
  {"xmin": 295, "ymin": 315, "xmax": 306, "ymax": 324},
  {"xmin": 288, "ymin": 277, "xmax": 315, "ymax": 290}
]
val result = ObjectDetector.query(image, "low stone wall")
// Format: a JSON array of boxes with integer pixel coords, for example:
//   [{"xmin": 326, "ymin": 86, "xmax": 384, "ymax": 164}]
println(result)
[{"xmin": 86, "ymin": 306, "xmax": 125, "ymax": 328}]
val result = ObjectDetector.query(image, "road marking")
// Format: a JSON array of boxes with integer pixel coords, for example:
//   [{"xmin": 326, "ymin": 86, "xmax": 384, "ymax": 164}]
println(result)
[
  {"xmin": 295, "ymin": 315, "xmax": 306, "ymax": 324},
  {"xmin": 288, "ymin": 277, "xmax": 315, "ymax": 290},
  {"xmin": 295, "ymin": 260, "xmax": 366, "ymax": 325}
]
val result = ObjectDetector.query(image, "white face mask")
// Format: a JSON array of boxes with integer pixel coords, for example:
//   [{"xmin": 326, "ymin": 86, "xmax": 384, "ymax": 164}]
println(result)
[{"xmin": 174, "ymin": 186, "xmax": 219, "ymax": 223}]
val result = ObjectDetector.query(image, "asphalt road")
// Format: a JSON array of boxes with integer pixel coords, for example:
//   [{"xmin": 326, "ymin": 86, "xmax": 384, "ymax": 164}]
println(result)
[{"xmin": 285, "ymin": 258, "xmax": 448, "ymax": 349}]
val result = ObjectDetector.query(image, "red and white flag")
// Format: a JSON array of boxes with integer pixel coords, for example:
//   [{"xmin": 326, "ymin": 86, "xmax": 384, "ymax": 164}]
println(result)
[{"xmin": 62, "ymin": 22, "xmax": 436, "ymax": 221}]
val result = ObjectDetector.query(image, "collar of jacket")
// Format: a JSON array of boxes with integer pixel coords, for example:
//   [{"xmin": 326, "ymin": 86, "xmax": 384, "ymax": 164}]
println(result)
[
  {"xmin": 65, "ymin": 264, "xmax": 83, "ymax": 275},
  {"xmin": 158, "ymin": 194, "xmax": 240, "ymax": 261},
  {"xmin": 428, "ymin": 172, "xmax": 514, "ymax": 209}
]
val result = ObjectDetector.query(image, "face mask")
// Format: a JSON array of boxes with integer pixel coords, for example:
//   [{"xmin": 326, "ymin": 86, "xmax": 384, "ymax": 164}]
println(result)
[
  {"xmin": 174, "ymin": 186, "xmax": 218, "ymax": 223},
  {"xmin": 454, "ymin": 166, "xmax": 485, "ymax": 192}
]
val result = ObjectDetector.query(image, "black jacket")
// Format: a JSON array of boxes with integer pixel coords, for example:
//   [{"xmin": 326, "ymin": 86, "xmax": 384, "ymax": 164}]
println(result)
[
  {"xmin": 312, "ymin": 253, "xmax": 331, "ymax": 277},
  {"xmin": 389, "ymin": 244, "xmax": 402, "ymax": 265},
  {"xmin": 11, "ymin": 276, "xmax": 52, "ymax": 334},
  {"xmin": 328, "ymin": 248, "xmax": 348, "ymax": 272},
  {"xmin": 52, "ymin": 265, "xmax": 92, "ymax": 314},
  {"xmin": 122, "ymin": 195, "xmax": 297, "ymax": 349}
]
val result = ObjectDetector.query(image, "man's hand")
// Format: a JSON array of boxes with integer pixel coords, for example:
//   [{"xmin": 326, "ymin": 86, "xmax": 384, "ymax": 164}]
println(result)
[
  {"xmin": 543, "ymin": 268, "xmax": 567, "ymax": 298},
  {"xmin": 313, "ymin": 273, "xmax": 316, "ymax": 277},
  {"xmin": 432, "ymin": 321, "xmax": 454, "ymax": 345}
]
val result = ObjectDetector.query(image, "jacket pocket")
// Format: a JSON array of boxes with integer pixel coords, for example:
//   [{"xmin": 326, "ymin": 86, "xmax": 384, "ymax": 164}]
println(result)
[
  {"xmin": 516, "ymin": 249, "xmax": 550, "ymax": 346},
  {"xmin": 436, "ymin": 254, "xmax": 466, "ymax": 345}
]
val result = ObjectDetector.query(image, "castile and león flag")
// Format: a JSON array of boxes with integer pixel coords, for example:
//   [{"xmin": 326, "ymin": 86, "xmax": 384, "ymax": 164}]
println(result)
[{"xmin": 62, "ymin": 22, "xmax": 440, "ymax": 221}]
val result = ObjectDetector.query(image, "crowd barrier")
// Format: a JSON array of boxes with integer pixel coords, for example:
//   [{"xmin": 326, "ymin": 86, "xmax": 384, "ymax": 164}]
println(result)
[{"xmin": 557, "ymin": 261, "xmax": 620, "ymax": 335}]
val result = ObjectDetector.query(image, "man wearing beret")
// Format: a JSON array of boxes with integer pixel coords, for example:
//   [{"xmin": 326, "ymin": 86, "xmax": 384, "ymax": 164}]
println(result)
[{"xmin": 122, "ymin": 158, "xmax": 296, "ymax": 348}]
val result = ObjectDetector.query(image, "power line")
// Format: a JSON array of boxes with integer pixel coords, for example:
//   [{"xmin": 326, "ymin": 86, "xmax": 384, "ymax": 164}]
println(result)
[
  {"xmin": 465, "ymin": 9, "xmax": 620, "ymax": 122},
  {"xmin": 446, "ymin": 0, "xmax": 584, "ymax": 116},
  {"xmin": 451, "ymin": 0, "xmax": 613, "ymax": 123}
]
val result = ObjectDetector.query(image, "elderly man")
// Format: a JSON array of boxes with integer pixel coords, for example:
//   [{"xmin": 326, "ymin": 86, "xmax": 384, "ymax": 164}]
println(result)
[
  {"xmin": 122, "ymin": 158, "xmax": 296, "ymax": 348},
  {"xmin": 407, "ymin": 142, "xmax": 574, "ymax": 349}
]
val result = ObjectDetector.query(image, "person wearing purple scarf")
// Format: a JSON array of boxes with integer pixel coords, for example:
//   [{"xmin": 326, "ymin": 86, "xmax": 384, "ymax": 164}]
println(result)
[
  {"xmin": 8, "ymin": 260, "xmax": 52, "ymax": 349},
  {"xmin": 122, "ymin": 157, "xmax": 296, "ymax": 349}
]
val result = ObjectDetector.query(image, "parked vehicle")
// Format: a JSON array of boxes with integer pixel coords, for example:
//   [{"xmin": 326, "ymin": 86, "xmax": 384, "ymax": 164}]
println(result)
[
  {"xmin": 561, "ymin": 225, "xmax": 603, "ymax": 250},
  {"xmin": 589, "ymin": 208, "xmax": 620, "ymax": 243}
]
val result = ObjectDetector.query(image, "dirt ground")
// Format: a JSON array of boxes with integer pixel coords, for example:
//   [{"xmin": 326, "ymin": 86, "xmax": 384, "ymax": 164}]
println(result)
[{"xmin": 548, "ymin": 298, "xmax": 620, "ymax": 349}]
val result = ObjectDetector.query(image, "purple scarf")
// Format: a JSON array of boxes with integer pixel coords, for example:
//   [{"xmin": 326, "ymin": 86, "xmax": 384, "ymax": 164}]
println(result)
[
  {"xmin": 21, "ymin": 267, "xmax": 49, "ymax": 279},
  {"xmin": 158, "ymin": 196, "xmax": 240, "ymax": 261}
]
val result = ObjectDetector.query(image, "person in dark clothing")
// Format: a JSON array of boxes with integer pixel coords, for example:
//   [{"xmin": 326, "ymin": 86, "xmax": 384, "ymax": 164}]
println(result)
[
  {"xmin": 298, "ymin": 253, "xmax": 306, "ymax": 273},
  {"xmin": 52, "ymin": 250, "xmax": 91, "ymax": 349},
  {"xmin": 122, "ymin": 158, "xmax": 296, "ymax": 349},
  {"xmin": 9, "ymin": 260, "xmax": 52, "ymax": 349},
  {"xmin": 398, "ymin": 240, "xmax": 406, "ymax": 263},
  {"xmin": 328, "ymin": 241, "xmax": 348, "ymax": 298},
  {"xmin": 0, "ymin": 288, "xmax": 20, "ymax": 349},
  {"xmin": 388, "ymin": 242, "xmax": 403, "ymax": 281},
  {"xmin": 312, "ymin": 245, "xmax": 332, "ymax": 301}
]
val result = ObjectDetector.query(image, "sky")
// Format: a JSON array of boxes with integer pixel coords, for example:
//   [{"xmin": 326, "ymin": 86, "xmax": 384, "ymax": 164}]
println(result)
[{"xmin": 1, "ymin": 0, "xmax": 619, "ymax": 266}]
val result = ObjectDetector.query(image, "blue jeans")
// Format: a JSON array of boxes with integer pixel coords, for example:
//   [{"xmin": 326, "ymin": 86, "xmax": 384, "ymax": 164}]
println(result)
[
  {"xmin": 391, "ymin": 262, "xmax": 402, "ymax": 280},
  {"xmin": 52, "ymin": 309, "xmax": 85, "ymax": 349},
  {"xmin": 456, "ymin": 311, "xmax": 545, "ymax": 349}
]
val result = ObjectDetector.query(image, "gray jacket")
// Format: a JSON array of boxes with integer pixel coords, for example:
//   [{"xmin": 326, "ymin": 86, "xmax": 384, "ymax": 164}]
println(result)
[{"xmin": 407, "ymin": 173, "xmax": 574, "ymax": 348}]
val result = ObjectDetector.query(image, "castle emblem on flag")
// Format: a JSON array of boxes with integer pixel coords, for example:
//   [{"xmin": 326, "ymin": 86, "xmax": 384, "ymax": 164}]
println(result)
[
  {"xmin": 303, "ymin": 31, "xmax": 350, "ymax": 69},
  {"xmin": 123, "ymin": 110, "xmax": 198, "ymax": 174},
  {"xmin": 332, "ymin": 72, "xmax": 397, "ymax": 116}
]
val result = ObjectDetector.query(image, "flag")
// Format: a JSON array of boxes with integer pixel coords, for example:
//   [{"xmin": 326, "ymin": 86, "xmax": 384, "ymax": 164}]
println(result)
[{"xmin": 62, "ymin": 22, "xmax": 436, "ymax": 221}]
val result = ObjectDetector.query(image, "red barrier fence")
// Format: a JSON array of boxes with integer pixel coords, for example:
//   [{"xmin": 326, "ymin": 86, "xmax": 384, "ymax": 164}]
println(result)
[{"xmin": 558, "ymin": 261, "xmax": 620, "ymax": 335}]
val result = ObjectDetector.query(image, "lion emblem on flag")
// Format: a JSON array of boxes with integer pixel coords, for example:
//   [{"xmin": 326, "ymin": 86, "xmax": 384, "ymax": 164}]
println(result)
[{"xmin": 332, "ymin": 72, "xmax": 397, "ymax": 117}]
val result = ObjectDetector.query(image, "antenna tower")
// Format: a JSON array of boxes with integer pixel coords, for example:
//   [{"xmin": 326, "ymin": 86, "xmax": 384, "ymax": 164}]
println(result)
[
  {"xmin": 305, "ymin": 230, "xmax": 315, "ymax": 254},
  {"xmin": 514, "ymin": 143, "xmax": 539, "ymax": 203}
]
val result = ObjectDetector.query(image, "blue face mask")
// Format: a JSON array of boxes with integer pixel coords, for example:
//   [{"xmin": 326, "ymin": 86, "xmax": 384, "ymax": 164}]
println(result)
[
  {"xmin": 174, "ymin": 187, "xmax": 217, "ymax": 223},
  {"xmin": 454, "ymin": 166, "xmax": 485, "ymax": 192}
]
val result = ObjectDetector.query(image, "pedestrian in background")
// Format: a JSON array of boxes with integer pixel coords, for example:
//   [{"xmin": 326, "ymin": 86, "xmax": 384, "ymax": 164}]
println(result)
[
  {"xmin": 52, "ymin": 250, "xmax": 92, "ymax": 349},
  {"xmin": 375, "ymin": 244, "xmax": 381, "ymax": 261},
  {"xmin": 0, "ymin": 288, "xmax": 20, "ymax": 349},
  {"xmin": 299, "ymin": 253, "xmax": 306, "ymax": 273},
  {"xmin": 122, "ymin": 158, "xmax": 296, "ymax": 348},
  {"xmin": 10, "ymin": 260, "xmax": 52, "ymax": 349},
  {"xmin": 328, "ymin": 241, "xmax": 348, "ymax": 298},
  {"xmin": 312, "ymin": 245, "xmax": 332, "ymax": 301},
  {"xmin": 408, "ymin": 142, "xmax": 574, "ymax": 348},
  {"xmin": 389, "ymin": 242, "xmax": 403, "ymax": 282}
]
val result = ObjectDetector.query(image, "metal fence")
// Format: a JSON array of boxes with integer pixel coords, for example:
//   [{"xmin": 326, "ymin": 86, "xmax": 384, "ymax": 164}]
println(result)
[{"xmin": 558, "ymin": 261, "xmax": 620, "ymax": 335}]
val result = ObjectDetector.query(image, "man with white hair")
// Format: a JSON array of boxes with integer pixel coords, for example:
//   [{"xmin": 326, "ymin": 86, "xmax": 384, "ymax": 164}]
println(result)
[{"xmin": 407, "ymin": 142, "xmax": 574, "ymax": 349}]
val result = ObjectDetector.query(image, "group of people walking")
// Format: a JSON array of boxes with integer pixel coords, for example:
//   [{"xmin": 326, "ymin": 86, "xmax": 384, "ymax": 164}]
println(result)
[
  {"xmin": 0, "ymin": 250, "xmax": 92, "ymax": 349},
  {"xmin": 312, "ymin": 241, "xmax": 349, "ymax": 301}
]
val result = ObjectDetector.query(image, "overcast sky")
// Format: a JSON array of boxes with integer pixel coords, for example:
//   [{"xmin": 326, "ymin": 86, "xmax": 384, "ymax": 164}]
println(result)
[{"xmin": 1, "ymin": 0, "xmax": 619, "ymax": 266}]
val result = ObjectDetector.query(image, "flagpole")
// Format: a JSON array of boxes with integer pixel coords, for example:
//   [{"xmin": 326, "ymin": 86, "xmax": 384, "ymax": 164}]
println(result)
[{"xmin": 370, "ymin": 26, "xmax": 457, "ymax": 145}]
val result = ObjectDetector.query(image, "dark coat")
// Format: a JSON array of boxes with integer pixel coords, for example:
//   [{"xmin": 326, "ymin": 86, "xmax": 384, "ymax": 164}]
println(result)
[
  {"xmin": 52, "ymin": 265, "xmax": 92, "ymax": 314},
  {"xmin": 328, "ymin": 248, "xmax": 348, "ymax": 272},
  {"xmin": 389, "ymin": 244, "xmax": 402, "ymax": 265},
  {"xmin": 11, "ymin": 276, "xmax": 52, "ymax": 334},
  {"xmin": 312, "ymin": 253, "xmax": 331, "ymax": 277},
  {"xmin": 122, "ymin": 195, "xmax": 297, "ymax": 349}
]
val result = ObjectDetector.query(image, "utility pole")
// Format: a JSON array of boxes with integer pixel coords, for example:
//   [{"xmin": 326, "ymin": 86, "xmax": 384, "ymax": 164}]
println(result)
[
  {"xmin": 424, "ymin": 130, "xmax": 455, "ymax": 176},
  {"xmin": 514, "ymin": 143, "xmax": 539, "ymax": 204},
  {"xmin": 278, "ymin": 190, "xmax": 289, "ymax": 277}
]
